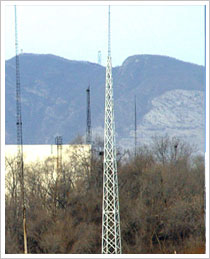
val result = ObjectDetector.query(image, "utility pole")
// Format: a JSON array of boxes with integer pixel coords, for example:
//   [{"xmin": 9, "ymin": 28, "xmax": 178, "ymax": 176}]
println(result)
[
  {"xmin": 134, "ymin": 95, "xmax": 137, "ymax": 157},
  {"xmin": 86, "ymin": 86, "xmax": 92, "ymax": 145},
  {"xmin": 101, "ymin": 5, "xmax": 122, "ymax": 254},
  {"xmin": 14, "ymin": 5, "xmax": 28, "ymax": 254}
]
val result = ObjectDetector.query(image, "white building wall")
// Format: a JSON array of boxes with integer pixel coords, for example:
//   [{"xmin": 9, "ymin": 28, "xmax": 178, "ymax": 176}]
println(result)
[
  {"xmin": 5, "ymin": 144, "xmax": 91, "ymax": 165},
  {"xmin": 5, "ymin": 144, "xmax": 91, "ymax": 202},
  {"xmin": 5, "ymin": 144, "xmax": 91, "ymax": 188}
]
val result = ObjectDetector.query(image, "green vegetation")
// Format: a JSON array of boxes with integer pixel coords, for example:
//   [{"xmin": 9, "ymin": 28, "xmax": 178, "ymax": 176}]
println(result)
[{"xmin": 5, "ymin": 136, "xmax": 205, "ymax": 254}]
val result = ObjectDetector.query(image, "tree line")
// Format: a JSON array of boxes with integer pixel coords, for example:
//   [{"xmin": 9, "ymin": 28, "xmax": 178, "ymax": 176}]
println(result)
[{"xmin": 5, "ymin": 135, "xmax": 205, "ymax": 254}]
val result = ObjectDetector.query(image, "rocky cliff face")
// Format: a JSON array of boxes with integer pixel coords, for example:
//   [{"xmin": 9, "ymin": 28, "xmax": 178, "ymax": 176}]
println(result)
[
  {"xmin": 120, "ymin": 89, "xmax": 205, "ymax": 152},
  {"xmin": 5, "ymin": 54, "xmax": 205, "ymax": 152}
]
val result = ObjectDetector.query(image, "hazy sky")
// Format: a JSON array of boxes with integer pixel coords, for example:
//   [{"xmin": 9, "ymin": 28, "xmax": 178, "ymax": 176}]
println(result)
[{"xmin": 4, "ymin": 1, "xmax": 205, "ymax": 67}]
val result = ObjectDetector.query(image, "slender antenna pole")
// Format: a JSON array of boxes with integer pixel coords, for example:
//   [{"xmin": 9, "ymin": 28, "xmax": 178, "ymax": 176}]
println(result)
[
  {"xmin": 134, "ymin": 96, "xmax": 137, "ymax": 157},
  {"xmin": 86, "ymin": 85, "xmax": 92, "ymax": 144},
  {"xmin": 15, "ymin": 5, "xmax": 28, "ymax": 254}
]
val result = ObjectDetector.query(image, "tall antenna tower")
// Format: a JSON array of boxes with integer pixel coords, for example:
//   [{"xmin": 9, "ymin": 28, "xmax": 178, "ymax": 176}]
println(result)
[
  {"xmin": 14, "ymin": 5, "xmax": 28, "ymax": 254},
  {"xmin": 86, "ymin": 86, "xmax": 92, "ymax": 144},
  {"xmin": 101, "ymin": 6, "xmax": 121, "ymax": 254},
  {"xmin": 134, "ymin": 95, "xmax": 137, "ymax": 157}
]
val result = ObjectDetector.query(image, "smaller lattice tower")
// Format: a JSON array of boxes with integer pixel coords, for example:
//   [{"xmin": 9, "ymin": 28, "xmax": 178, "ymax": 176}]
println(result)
[
  {"xmin": 55, "ymin": 136, "xmax": 63, "ymax": 178},
  {"xmin": 86, "ymin": 86, "xmax": 92, "ymax": 144},
  {"xmin": 54, "ymin": 136, "xmax": 63, "ymax": 215}
]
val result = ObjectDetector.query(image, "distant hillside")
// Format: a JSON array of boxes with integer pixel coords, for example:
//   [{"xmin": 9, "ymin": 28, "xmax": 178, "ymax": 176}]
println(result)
[{"xmin": 5, "ymin": 54, "xmax": 205, "ymax": 152}]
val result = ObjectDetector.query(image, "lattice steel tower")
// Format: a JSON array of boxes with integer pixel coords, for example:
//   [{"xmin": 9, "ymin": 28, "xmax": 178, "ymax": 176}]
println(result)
[
  {"xmin": 14, "ymin": 6, "xmax": 28, "ymax": 254},
  {"xmin": 101, "ymin": 6, "xmax": 122, "ymax": 254}
]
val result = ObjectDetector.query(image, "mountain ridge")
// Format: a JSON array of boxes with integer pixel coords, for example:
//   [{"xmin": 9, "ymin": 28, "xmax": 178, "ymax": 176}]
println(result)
[{"xmin": 5, "ymin": 53, "xmax": 205, "ymax": 152}]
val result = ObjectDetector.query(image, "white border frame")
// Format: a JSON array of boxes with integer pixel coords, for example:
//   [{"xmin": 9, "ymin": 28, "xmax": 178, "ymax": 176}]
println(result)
[{"xmin": 1, "ymin": 1, "xmax": 209, "ymax": 258}]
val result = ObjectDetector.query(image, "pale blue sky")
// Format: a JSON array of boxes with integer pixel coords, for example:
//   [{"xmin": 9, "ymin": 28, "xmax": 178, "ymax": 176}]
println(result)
[{"xmin": 4, "ymin": 2, "xmax": 205, "ymax": 67}]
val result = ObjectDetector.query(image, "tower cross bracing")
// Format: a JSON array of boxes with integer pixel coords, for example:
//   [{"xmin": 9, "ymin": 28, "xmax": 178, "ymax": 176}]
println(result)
[{"xmin": 101, "ymin": 6, "xmax": 122, "ymax": 254}]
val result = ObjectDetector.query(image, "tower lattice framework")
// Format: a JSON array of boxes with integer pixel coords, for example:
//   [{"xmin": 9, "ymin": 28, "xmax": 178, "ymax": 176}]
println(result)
[{"xmin": 101, "ymin": 5, "xmax": 122, "ymax": 254}]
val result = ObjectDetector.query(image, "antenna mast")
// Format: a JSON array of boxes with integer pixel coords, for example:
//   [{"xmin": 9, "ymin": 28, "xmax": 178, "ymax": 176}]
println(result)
[
  {"xmin": 101, "ymin": 5, "xmax": 122, "ymax": 254},
  {"xmin": 86, "ymin": 86, "xmax": 92, "ymax": 144},
  {"xmin": 14, "ymin": 5, "xmax": 28, "ymax": 254},
  {"xmin": 108, "ymin": 6, "xmax": 111, "ymax": 57},
  {"xmin": 134, "ymin": 96, "xmax": 137, "ymax": 156}
]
